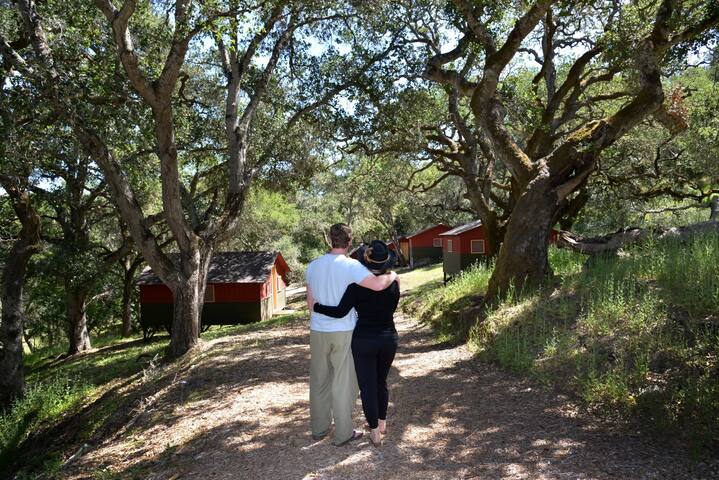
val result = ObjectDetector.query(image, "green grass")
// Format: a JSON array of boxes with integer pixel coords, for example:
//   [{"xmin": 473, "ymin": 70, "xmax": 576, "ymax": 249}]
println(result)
[
  {"xmin": 397, "ymin": 263, "xmax": 444, "ymax": 291},
  {"xmin": 402, "ymin": 262, "xmax": 492, "ymax": 342},
  {"xmin": 0, "ymin": 376, "xmax": 91, "ymax": 473},
  {"xmin": 1, "ymin": 330, "xmax": 169, "ymax": 475},
  {"xmin": 201, "ymin": 311, "xmax": 304, "ymax": 341},
  {"xmin": 0, "ymin": 310, "xmax": 307, "ymax": 477},
  {"xmin": 411, "ymin": 234, "xmax": 719, "ymax": 453}
]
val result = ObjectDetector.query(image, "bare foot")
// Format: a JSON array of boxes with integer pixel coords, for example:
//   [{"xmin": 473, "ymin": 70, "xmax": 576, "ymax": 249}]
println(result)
[
  {"xmin": 378, "ymin": 419, "xmax": 386, "ymax": 435},
  {"xmin": 369, "ymin": 427, "xmax": 382, "ymax": 446}
]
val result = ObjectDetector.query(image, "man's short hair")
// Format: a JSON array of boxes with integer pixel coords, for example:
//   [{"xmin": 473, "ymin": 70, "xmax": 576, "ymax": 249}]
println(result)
[{"xmin": 329, "ymin": 223, "xmax": 352, "ymax": 249}]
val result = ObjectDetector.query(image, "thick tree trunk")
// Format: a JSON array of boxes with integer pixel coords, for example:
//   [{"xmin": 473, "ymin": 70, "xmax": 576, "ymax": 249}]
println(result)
[
  {"xmin": 167, "ymin": 248, "xmax": 212, "ymax": 358},
  {"xmin": 170, "ymin": 282, "xmax": 201, "ymax": 357},
  {"xmin": 66, "ymin": 287, "xmax": 91, "ymax": 355},
  {"xmin": 486, "ymin": 176, "xmax": 557, "ymax": 299},
  {"xmin": 481, "ymin": 213, "xmax": 503, "ymax": 258},
  {"xmin": 1, "ymin": 246, "xmax": 35, "ymax": 409},
  {"xmin": 0, "ymin": 185, "xmax": 41, "ymax": 410}
]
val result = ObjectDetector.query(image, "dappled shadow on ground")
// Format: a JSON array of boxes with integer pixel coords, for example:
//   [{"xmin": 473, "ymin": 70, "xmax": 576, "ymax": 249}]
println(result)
[
  {"xmin": 9, "ymin": 319, "xmax": 309, "ymax": 479},
  {"xmin": 28, "ymin": 335, "xmax": 169, "ymax": 385},
  {"xmin": 58, "ymin": 320, "xmax": 313, "ymax": 479},
  {"xmin": 60, "ymin": 316, "xmax": 719, "ymax": 480}
]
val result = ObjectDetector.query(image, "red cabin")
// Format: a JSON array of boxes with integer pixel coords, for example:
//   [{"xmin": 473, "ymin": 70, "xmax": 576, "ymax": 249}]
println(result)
[
  {"xmin": 440, "ymin": 220, "xmax": 559, "ymax": 281},
  {"xmin": 404, "ymin": 224, "xmax": 452, "ymax": 268},
  {"xmin": 137, "ymin": 251, "xmax": 290, "ymax": 337}
]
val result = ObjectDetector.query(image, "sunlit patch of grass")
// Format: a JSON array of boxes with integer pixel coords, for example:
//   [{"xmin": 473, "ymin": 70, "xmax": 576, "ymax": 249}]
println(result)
[
  {"xmin": 397, "ymin": 263, "xmax": 444, "ymax": 291},
  {"xmin": 1, "ymin": 331, "xmax": 171, "ymax": 474},
  {"xmin": 548, "ymin": 247, "xmax": 585, "ymax": 277},
  {"xmin": 201, "ymin": 311, "xmax": 305, "ymax": 341}
]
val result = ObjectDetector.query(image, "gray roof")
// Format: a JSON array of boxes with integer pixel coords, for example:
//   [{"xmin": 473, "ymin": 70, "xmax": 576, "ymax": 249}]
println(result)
[
  {"xmin": 136, "ymin": 251, "xmax": 286, "ymax": 285},
  {"xmin": 406, "ymin": 223, "xmax": 451, "ymax": 239},
  {"xmin": 440, "ymin": 220, "xmax": 483, "ymax": 236}
]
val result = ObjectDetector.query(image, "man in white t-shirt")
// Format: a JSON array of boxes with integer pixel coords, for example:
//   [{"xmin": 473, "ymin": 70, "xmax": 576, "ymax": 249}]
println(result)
[{"xmin": 306, "ymin": 223, "xmax": 397, "ymax": 446}]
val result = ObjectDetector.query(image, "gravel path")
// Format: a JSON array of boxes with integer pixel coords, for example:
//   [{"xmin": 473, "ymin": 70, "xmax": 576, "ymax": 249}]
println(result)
[{"xmin": 66, "ymin": 315, "xmax": 716, "ymax": 479}]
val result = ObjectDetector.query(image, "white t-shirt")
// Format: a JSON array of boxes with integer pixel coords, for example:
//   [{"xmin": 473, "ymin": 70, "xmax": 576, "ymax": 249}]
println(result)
[{"xmin": 306, "ymin": 253, "xmax": 371, "ymax": 332}]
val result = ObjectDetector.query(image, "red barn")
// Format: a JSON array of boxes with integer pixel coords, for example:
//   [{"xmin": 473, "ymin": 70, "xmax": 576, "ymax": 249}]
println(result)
[
  {"xmin": 439, "ymin": 220, "xmax": 489, "ymax": 282},
  {"xmin": 440, "ymin": 220, "xmax": 560, "ymax": 281},
  {"xmin": 404, "ymin": 224, "xmax": 452, "ymax": 268},
  {"xmin": 137, "ymin": 251, "xmax": 290, "ymax": 337}
]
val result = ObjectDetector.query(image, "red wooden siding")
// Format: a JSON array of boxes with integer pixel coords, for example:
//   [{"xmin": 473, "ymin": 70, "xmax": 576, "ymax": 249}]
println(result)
[
  {"xmin": 442, "ymin": 226, "xmax": 488, "ymax": 254},
  {"xmin": 274, "ymin": 254, "xmax": 291, "ymax": 283},
  {"xmin": 139, "ymin": 284, "xmax": 174, "ymax": 304},
  {"xmin": 408, "ymin": 224, "xmax": 452, "ymax": 248},
  {"xmin": 442, "ymin": 227, "xmax": 560, "ymax": 254},
  {"xmin": 219, "ymin": 283, "xmax": 265, "ymax": 301},
  {"xmin": 139, "ymin": 253, "xmax": 290, "ymax": 306},
  {"xmin": 140, "ymin": 282, "xmax": 266, "ymax": 305}
]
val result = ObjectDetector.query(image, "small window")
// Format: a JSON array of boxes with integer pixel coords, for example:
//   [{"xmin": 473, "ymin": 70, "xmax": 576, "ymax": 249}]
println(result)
[
  {"xmin": 471, "ymin": 239, "xmax": 485, "ymax": 254},
  {"xmin": 447, "ymin": 239, "xmax": 453, "ymax": 253},
  {"xmin": 433, "ymin": 238, "xmax": 442, "ymax": 247},
  {"xmin": 204, "ymin": 285, "xmax": 215, "ymax": 303}
]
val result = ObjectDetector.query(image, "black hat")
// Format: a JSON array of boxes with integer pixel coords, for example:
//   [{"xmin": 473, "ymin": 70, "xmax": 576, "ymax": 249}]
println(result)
[{"xmin": 358, "ymin": 240, "xmax": 397, "ymax": 273}]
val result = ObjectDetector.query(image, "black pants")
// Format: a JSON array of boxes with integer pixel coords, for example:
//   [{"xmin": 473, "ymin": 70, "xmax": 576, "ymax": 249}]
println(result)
[{"xmin": 351, "ymin": 334, "xmax": 398, "ymax": 429}]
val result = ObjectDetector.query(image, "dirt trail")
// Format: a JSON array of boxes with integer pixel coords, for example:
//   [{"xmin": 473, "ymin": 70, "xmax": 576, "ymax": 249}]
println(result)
[{"xmin": 66, "ymin": 315, "xmax": 715, "ymax": 480}]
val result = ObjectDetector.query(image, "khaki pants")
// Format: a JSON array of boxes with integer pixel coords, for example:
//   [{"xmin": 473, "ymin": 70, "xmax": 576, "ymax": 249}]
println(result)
[{"xmin": 310, "ymin": 330, "xmax": 359, "ymax": 444}]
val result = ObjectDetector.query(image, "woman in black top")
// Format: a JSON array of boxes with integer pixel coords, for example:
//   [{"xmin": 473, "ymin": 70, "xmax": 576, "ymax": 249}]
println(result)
[{"xmin": 313, "ymin": 240, "xmax": 400, "ymax": 446}]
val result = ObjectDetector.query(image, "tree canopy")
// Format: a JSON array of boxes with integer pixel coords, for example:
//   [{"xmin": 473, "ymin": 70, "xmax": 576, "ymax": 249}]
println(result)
[{"xmin": 0, "ymin": 0, "xmax": 717, "ymax": 407}]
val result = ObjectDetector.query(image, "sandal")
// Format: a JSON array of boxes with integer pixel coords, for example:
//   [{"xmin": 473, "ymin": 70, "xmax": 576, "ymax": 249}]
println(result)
[{"xmin": 335, "ymin": 430, "xmax": 363, "ymax": 447}]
